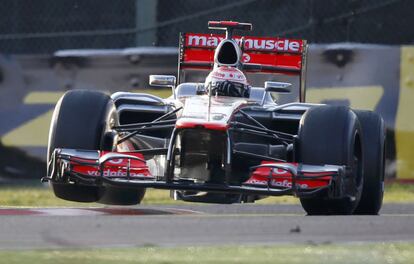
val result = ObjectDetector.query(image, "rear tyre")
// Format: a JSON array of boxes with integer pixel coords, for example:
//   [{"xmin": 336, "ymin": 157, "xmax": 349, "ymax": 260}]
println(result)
[
  {"xmin": 353, "ymin": 110, "xmax": 385, "ymax": 215},
  {"xmin": 297, "ymin": 105, "xmax": 363, "ymax": 215},
  {"xmin": 47, "ymin": 89, "xmax": 145, "ymax": 204}
]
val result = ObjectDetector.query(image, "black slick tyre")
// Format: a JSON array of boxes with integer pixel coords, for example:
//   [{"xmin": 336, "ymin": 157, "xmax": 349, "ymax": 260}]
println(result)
[
  {"xmin": 297, "ymin": 105, "xmax": 363, "ymax": 215},
  {"xmin": 353, "ymin": 110, "xmax": 385, "ymax": 215},
  {"xmin": 47, "ymin": 89, "xmax": 145, "ymax": 204}
]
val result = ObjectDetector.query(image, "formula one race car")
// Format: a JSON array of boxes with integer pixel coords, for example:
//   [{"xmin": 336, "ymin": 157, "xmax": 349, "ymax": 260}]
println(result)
[{"xmin": 44, "ymin": 21, "xmax": 385, "ymax": 215}]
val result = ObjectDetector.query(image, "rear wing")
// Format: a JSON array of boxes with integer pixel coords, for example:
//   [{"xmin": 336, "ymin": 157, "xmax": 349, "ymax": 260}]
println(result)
[{"xmin": 178, "ymin": 33, "xmax": 308, "ymax": 101}]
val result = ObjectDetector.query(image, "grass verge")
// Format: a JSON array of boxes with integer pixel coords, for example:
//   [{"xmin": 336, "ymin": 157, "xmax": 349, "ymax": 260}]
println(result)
[
  {"xmin": 0, "ymin": 243, "xmax": 413, "ymax": 264},
  {"xmin": 0, "ymin": 182, "xmax": 413, "ymax": 207}
]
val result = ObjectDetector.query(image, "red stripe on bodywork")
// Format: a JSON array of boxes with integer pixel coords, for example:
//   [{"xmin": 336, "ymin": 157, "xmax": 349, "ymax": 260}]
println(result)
[
  {"xmin": 246, "ymin": 161, "xmax": 331, "ymax": 189},
  {"xmin": 176, "ymin": 120, "xmax": 229, "ymax": 131}
]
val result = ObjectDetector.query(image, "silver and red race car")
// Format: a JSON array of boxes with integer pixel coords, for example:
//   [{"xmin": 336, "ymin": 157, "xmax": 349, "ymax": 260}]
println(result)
[{"xmin": 43, "ymin": 21, "xmax": 385, "ymax": 215}]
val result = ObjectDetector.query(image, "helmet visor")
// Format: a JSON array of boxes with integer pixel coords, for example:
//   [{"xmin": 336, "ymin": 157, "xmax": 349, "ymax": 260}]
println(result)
[{"xmin": 209, "ymin": 80, "xmax": 250, "ymax": 98}]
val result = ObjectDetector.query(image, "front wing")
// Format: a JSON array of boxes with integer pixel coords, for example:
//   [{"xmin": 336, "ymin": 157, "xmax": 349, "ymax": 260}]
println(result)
[{"xmin": 43, "ymin": 148, "xmax": 350, "ymax": 199}]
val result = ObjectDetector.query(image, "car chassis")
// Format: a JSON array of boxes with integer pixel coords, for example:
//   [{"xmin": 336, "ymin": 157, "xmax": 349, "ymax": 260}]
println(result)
[
  {"xmin": 46, "ymin": 105, "xmax": 352, "ymax": 200},
  {"xmin": 42, "ymin": 21, "xmax": 385, "ymax": 214}
]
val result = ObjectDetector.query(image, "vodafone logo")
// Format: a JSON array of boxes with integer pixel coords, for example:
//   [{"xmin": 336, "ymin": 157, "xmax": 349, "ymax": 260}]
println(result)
[
  {"xmin": 87, "ymin": 169, "xmax": 145, "ymax": 177},
  {"xmin": 186, "ymin": 34, "xmax": 302, "ymax": 53},
  {"xmin": 242, "ymin": 53, "xmax": 250, "ymax": 62},
  {"xmin": 109, "ymin": 159, "xmax": 123, "ymax": 164},
  {"xmin": 272, "ymin": 167, "xmax": 289, "ymax": 175},
  {"xmin": 245, "ymin": 178, "xmax": 309, "ymax": 189}
]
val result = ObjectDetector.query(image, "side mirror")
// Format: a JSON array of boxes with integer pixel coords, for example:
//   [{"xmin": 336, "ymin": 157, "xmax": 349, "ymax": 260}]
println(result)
[
  {"xmin": 149, "ymin": 75, "xmax": 176, "ymax": 87},
  {"xmin": 264, "ymin": 81, "xmax": 291, "ymax": 93}
]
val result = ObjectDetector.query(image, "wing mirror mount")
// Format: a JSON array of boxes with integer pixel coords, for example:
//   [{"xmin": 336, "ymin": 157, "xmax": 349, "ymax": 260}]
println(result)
[
  {"xmin": 264, "ymin": 81, "xmax": 292, "ymax": 93},
  {"xmin": 149, "ymin": 75, "xmax": 176, "ymax": 87},
  {"xmin": 149, "ymin": 75, "xmax": 177, "ymax": 98},
  {"xmin": 261, "ymin": 81, "xmax": 292, "ymax": 105}
]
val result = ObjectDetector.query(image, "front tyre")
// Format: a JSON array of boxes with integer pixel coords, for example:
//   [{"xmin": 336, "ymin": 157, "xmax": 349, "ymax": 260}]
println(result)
[
  {"xmin": 47, "ymin": 89, "xmax": 145, "ymax": 204},
  {"xmin": 297, "ymin": 105, "xmax": 363, "ymax": 215}
]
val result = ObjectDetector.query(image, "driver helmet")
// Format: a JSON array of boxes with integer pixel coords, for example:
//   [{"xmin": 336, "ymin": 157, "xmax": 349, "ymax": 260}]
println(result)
[{"xmin": 205, "ymin": 66, "xmax": 250, "ymax": 98}]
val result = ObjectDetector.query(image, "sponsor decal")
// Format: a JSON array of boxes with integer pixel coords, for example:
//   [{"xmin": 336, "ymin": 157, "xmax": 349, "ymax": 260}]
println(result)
[
  {"xmin": 186, "ymin": 34, "xmax": 302, "ymax": 52},
  {"xmin": 272, "ymin": 167, "xmax": 290, "ymax": 175},
  {"xmin": 245, "ymin": 162, "xmax": 332, "ymax": 189},
  {"xmin": 69, "ymin": 151, "xmax": 151, "ymax": 178},
  {"xmin": 245, "ymin": 178, "xmax": 309, "ymax": 189},
  {"xmin": 108, "ymin": 159, "xmax": 124, "ymax": 164},
  {"xmin": 209, "ymin": 67, "xmax": 247, "ymax": 83},
  {"xmin": 86, "ymin": 169, "xmax": 147, "ymax": 177},
  {"xmin": 187, "ymin": 35, "xmax": 225, "ymax": 47},
  {"xmin": 242, "ymin": 53, "xmax": 251, "ymax": 63}
]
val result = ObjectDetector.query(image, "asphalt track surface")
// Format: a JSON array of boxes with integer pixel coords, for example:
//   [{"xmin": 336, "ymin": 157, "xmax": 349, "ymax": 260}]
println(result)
[{"xmin": 0, "ymin": 203, "xmax": 413, "ymax": 249}]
